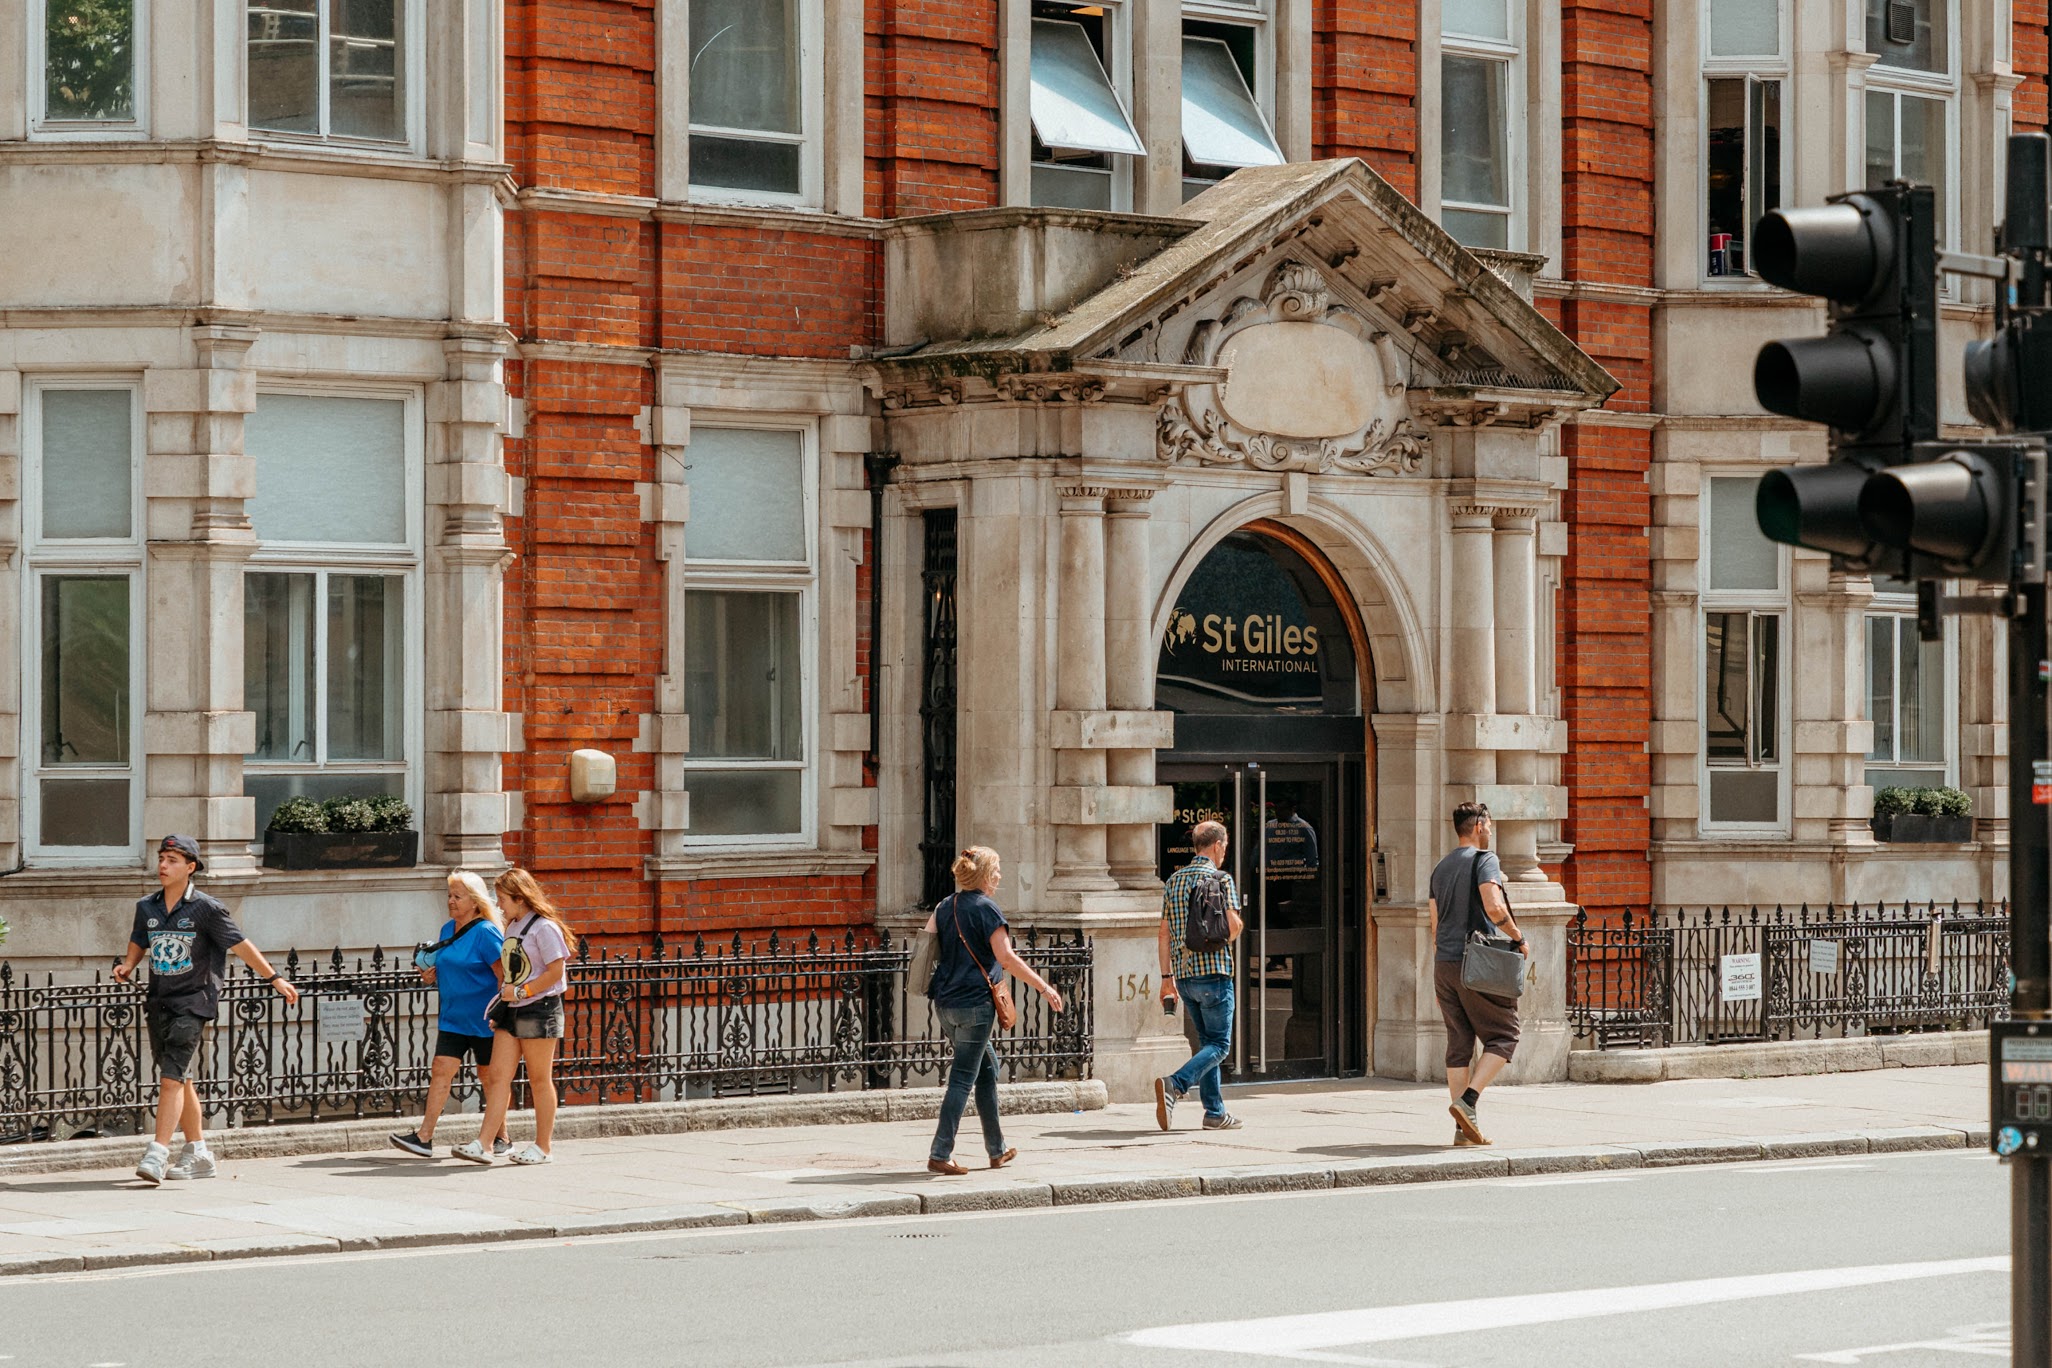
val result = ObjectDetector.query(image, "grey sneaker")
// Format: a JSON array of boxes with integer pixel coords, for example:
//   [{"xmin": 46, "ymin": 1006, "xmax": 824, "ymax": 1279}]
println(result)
[
  {"xmin": 1450, "ymin": 1098, "xmax": 1488, "ymax": 1146},
  {"xmin": 1153, "ymin": 1077, "xmax": 1179, "ymax": 1132},
  {"xmin": 492, "ymin": 1137, "xmax": 512, "ymax": 1158},
  {"xmin": 134, "ymin": 1141, "xmax": 170, "ymax": 1186},
  {"xmin": 387, "ymin": 1130, "xmax": 433, "ymax": 1158},
  {"xmin": 166, "ymin": 1145, "xmax": 217, "ymax": 1180},
  {"xmin": 1202, "ymin": 1113, "xmax": 1243, "ymax": 1131}
]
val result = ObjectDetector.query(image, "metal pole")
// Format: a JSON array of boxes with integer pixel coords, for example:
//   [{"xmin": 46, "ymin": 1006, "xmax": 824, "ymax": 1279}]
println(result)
[
  {"xmin": 2014, "ymin": 578, "xmax": 2052, "ymax": 1368},
  {"xmin": 1257, "ymin": 766, "xmax": 1269, "ymax": 1075},
  {"xmin": 1232, "ymin": 764, "xmax": 1245, "ymax": 1075}
]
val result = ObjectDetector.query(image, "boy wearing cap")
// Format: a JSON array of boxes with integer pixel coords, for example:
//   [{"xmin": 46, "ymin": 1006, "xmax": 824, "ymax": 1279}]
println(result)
[{"xmin": 113, "ymin": 835, "xmax": 299, "ymax": 1185}]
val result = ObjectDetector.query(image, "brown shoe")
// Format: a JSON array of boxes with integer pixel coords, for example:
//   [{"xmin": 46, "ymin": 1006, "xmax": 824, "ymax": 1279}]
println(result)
[
  {"xmin": 1450, "ymin": 1100, "xmax": 1489, "ymax": 1146},
  {"xmin": 989, "ymin": 1148, "xmax": 1018, "ymax": 1169},
  {"xmin": 927, "ymin": 1157, "xmax": 969, "ymax": 1176},
  {"xmin": 1453, "ymin": 1129, "xmax": 1490, "ymax": 1148}
]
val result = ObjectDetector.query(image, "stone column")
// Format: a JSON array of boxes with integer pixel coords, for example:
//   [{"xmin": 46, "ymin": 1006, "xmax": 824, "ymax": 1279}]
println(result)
[
  {"xmin": 424, "ymin": 331, "xmax": 517, "ymax": 867},
  {"xmin": 1051, "ymin": 487, "xmax": 1116, "ymax": 891},
  {"xmin": 1449, "ymin": 503, "xmax": 1498, "ymax": 788},
  {"xmin": 1104, "ymin": 490, "xmax": 1157, "ymax": 890},
  {"xmin": 1492, "ymin": 507, "xmax": 1544, "ymax": 882},
  {"xmin": 142, "ymin": 325, "xmax": 261, "ymax": 875}
]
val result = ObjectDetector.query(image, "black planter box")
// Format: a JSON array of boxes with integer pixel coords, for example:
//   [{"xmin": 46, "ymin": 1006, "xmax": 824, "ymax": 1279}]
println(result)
[
  {"xmin": 263, "ymin": 830, "xmax": 419, "ymax": 871},
  {"xmin": 1870, "ymin": 813, "xmax": 1973, "ymax": 844}
]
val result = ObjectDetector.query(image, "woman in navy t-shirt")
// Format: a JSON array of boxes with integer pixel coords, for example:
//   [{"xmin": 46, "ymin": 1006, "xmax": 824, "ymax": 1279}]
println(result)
[
  {"xmin": 922, "ymin": 846, "xmax": 1065, "ymax": 1175},
  {"xmin": 389, "ymin": 871, "xmax": 508, "ymax": 1159}
]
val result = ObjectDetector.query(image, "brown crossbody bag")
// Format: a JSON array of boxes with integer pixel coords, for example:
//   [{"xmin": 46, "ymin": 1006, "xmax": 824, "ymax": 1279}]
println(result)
[{"xmin": 950, "ymin": 896, "xmax": 1018, "ymax": 1032}]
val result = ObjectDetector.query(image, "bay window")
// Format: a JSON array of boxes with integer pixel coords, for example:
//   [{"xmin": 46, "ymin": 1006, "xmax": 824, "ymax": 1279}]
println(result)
[
  {"xmin": 1029, "ymin": 4, "xmax": 1143, "ymax": 211},
  {"xmin": 1440, "ymin": 0, "xmax": 1517, "ymax": 250},
  {"xmin": 35, "ymin": 0, "xmax": 144, "ymax": 132},
  {"xmin": 1703, "ymin": 475, "xmax": 1787, "ymax": 830},
  {"xmin": 25, "ymin": 384, "xmax": 143, "ymax": 859},
  {"xmin": 682, "ymin": 426, "xmax": 813, "ymax": 842},
  {"xmin": 248, "ymin": 0, "xmax": 410, "ymax": 144},
  {"xmin": 1703, "ymin": 0, "xmax": 1784, "ymax": 280},
  {"xmin": 242, "ymin": 392, "xmax": 418, "ymax": 835}
]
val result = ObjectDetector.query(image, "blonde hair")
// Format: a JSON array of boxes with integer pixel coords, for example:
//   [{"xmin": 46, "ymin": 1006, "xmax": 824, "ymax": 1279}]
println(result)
[
  {"xmin": 494, "ymin": 866, "xmax": 578, "ymax": 956},
  {"xmin": 446, "ymin": 870, "xmax": 502, "ymax": 928},
  {"xmin": 950, "ymin": 845, "xmax": 1001, "ymax": 892}
]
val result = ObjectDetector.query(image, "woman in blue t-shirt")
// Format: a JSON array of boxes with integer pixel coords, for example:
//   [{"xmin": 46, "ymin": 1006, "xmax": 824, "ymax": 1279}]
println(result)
[
  {"xmin": 389, "ymin": 871, "xmax": 509, "ymax": 1158},
  {"xmin": 923, "ymin": 846, "xmax": 1065, "ymax": 1175}
]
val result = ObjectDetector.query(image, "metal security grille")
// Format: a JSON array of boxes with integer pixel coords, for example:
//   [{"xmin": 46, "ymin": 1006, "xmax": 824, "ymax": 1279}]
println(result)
[
  {"xmin": 918, "ymin": 509, "xmax": 959, "ymax": 908},
  {"xmin": 0, "ymin": 929, "xmax": 1093, "ymax": 1138},
  {"xmin": 1567, "ymin": 901, "xmax": 2010, "ymax": 1049}
]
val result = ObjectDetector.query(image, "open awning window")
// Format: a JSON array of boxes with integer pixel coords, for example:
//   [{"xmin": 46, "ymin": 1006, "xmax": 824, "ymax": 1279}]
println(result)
[
  {"xmin": 1029, "ymin": 18, "xmax": 1146, "ymax": 157},
  {"xmin": 1181, "ymin": 36, "xmax": 1285, "ymax": 168}
]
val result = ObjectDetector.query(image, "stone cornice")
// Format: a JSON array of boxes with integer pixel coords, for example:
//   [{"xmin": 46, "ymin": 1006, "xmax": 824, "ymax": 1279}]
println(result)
[{"xmin": 0, "ymin": 137, "xmax": 512, "ymax": 190}]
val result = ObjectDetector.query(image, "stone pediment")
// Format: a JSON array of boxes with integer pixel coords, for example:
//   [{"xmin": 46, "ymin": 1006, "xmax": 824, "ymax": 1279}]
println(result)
[{"xmin": 873, "ymin": 160, "xmax": 1619, "ymax": 475}]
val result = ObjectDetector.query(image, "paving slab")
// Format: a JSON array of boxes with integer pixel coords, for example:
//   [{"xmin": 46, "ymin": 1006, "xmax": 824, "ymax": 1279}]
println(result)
[{"xmin": 0, "ymin": 1064, "xmax": 1991, "ymax": 1277}]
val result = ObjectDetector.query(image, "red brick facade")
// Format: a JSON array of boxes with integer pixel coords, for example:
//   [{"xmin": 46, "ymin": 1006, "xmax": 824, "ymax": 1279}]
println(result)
[{"xmin": 504, "ymin": 3, "xmax": 2052, "ymax": 940}]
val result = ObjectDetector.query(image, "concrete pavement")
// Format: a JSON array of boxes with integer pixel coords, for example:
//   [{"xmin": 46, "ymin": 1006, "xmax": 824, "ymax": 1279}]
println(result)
[{"xmin": 0, "ymin": 1064, "xmax": 1986, "ymax": 1277}]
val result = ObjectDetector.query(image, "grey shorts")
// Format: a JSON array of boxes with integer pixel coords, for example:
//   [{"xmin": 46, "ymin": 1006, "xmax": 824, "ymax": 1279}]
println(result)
[{"xmin": 1434, "ymin": 960, "xmax": 1520, "ymax": 1070}]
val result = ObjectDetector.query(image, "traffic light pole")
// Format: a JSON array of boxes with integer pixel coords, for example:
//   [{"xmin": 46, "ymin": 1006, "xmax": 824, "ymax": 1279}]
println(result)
[{"xmin": 2015, "ymin": 578, "xmax": 2052, "ymax": 1368}]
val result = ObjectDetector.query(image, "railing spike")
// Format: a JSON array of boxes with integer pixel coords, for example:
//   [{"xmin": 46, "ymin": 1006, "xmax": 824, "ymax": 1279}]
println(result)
[
  {"xmin": 371, "ymin": 945, "xmax": 385, "ymax": 969},
  {"xmin": 330, "ymin": 947, "xmax": 344, "ymax": 972}
]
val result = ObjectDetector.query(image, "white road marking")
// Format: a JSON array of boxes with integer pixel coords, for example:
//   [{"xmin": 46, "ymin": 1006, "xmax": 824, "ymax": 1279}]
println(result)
[
  {"xmin": 1123, "ymin": 1256, "xmax": 2009, "ymax": 1358},
  {"xmin": 1740, "ymin": 1163, "xmax": 1876, "ymax": 1174},
  {"xmin": 1797, "ymin": 1320, "xmax": 2009, "ymax": 1362},
  {"xmin": 1482, "ymin": 1173, "xmax": 1641, "ymax": 1187}
]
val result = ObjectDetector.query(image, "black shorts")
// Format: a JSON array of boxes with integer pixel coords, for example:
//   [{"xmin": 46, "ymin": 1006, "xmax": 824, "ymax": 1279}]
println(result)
[
  {"xmin": 434, "ymin": 1030, "xmax": 495, "ymax": 1066},
  {"xmin": 146, "ymin": 1006, "xmax": 207, "ymax": 1083}
]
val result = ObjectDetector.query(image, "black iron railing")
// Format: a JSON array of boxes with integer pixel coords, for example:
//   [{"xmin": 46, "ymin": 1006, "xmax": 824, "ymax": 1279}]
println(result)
[
  {"xmin": 1567, "ymin": 901, "xmax": 2010, "ymax": 1049},
  {"xmin": 0, "ymin": 928, "xmax": 1093, "ymax": 1139}
]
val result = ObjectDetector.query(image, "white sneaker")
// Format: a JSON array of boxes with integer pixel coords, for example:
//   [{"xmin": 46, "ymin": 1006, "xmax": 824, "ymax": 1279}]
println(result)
[
  {"xmin": 166, "ymin": 1144, "xmax": 217, "ymax": 1180},
  {"xmin": 134, "ymin": 1141, "xmax": 170, "ymax": 1186}
]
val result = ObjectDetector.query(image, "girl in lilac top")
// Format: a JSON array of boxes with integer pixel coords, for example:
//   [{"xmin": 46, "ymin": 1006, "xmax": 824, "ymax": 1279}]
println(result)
[{"xmin": 456, "ymin": 867, "xmax": 578, "ymax": 1167}]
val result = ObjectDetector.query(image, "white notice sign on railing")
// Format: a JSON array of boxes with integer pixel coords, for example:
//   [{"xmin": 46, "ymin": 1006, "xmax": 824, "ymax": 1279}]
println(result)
[
  {"xmin": 1720, "ymin": 953, "xmax": 1763, "ymax": 1003},
  {"xmin": 317, "ymin": 996, "xmax": 368, "ymax": 1047}
]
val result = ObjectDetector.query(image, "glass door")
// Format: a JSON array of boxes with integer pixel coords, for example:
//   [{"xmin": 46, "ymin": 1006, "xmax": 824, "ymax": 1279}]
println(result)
[{"xmin": 1160, "ymin": 762, "xmax": 1340, "ymax": 1080}]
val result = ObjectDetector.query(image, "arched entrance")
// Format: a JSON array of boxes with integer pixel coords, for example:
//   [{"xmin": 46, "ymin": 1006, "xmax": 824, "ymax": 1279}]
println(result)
[{"xmin": 1155, "ymin": 522, "xmax": 1372, "ymax": 1080}]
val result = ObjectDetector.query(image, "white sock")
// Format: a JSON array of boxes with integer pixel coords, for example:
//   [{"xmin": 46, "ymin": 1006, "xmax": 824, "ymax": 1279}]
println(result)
[
  {"xmin": 143, "ymin": 1141, "xmax": 168, "ymax": 1156},
  {"xmin": 189, "ymin": 1141, "xmax": 209, "ymax": 1156}
]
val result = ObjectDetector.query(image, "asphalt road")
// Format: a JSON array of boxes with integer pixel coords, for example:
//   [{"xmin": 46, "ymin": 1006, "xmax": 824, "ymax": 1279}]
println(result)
[{"xmin": 0, "ymin": 1149, "xmax": 2009, "ymax": 1368}]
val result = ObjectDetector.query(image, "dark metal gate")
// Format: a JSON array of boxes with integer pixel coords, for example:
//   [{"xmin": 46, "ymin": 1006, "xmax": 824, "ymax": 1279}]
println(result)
[{"xmin": 918, "ymin": 508, "xmax": 959, "ymax": 907}]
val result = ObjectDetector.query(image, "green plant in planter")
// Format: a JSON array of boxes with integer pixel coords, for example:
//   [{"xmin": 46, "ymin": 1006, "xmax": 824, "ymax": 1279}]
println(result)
[
  {"xmin": 1928, "ymin": 786, "xmax": 1973, "ymax": 818},
  {"xmin": 365, "ymin": 795, "xmax": 415, "ymax": 832},
  {"xmin": 1872, "ymin": 787, "xmax": 1915, "ymax": 819},
  {"xmin": 0, "ymin": 911, "xmax": 9, "ymax": 947},
  {"xmin": 323, "ymin": 797, "xmax": 381, "ymax": 833},
  {"xmin": 267, "ymin": 796, "xmax": 329, "ymax": 834}
]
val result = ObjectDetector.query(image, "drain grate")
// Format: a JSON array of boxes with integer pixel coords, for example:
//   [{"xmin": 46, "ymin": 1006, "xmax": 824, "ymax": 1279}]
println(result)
[{"xmin": 892, "ymin": 1232, "xmax": 946, "ymax": 1240}]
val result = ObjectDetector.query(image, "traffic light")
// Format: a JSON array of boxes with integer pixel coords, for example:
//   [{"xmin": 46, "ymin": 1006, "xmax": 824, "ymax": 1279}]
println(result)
[
  {"xmin": 1858, "ymin": 443, "xmax": 2033, "ymax": 583},
  {"xmin": 1751, "ymin": 184, "xmax": 1939, "ymax": 569}
]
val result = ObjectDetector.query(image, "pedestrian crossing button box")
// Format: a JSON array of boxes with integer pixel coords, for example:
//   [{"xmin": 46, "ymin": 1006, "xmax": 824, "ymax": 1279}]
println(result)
[{"xmin": 1991, "ymin": 1021, "xmax": 2052, "ymax": 1155}]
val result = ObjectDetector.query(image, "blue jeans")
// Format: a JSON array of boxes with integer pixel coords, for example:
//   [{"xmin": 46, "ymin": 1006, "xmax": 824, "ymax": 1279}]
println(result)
[
  {"xmin": 930, "ymin": 1000, "xmax": 1005, "ymax": 1162},
  {"xmin": 1169, "ymin": 974, "xmax": 1234, "ymax": 1120}
]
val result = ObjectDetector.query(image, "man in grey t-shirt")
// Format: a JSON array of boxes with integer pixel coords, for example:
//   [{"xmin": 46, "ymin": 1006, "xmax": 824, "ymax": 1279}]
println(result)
[{"xmin": 1425, "ymin": 802, "xmax": 1525, "ymax": 1146}]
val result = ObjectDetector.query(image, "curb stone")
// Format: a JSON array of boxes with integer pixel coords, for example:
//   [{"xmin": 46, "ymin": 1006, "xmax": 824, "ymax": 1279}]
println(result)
[
  {"xmin": 0, "ymin": 1127, "xmax": 1990, "ymax": 1280},
  {"xmin": 0, "ymin": 1080, "xmax": 1109, "ymax": 1180},
  {"xmin": 1638, "ymin": 1139, "xmax": 1765, "ymax": 1167}
]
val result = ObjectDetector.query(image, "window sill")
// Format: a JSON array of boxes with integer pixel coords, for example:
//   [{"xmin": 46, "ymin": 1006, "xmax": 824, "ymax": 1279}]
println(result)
[
  {"xmin": 646, "ymin": 849, "xmax": 875, "ymax": 882},
  {"xmin": 652, "ymin": 200, "xmax": 879, "ymax": 238}
]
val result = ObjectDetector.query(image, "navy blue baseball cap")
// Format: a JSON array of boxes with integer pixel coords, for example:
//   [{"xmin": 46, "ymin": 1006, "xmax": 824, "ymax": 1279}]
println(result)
[{"xmin": 158, "ymin": 834, "xmax": 204, "ymax": 871}]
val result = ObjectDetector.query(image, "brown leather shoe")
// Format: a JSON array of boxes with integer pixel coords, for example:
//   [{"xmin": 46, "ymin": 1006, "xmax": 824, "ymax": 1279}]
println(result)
[
  {"xmin": 989, "ymin": 1147, "xmax": 1018, "ymax": 1169},
  {"xmin": 927, "ymin": 1157, "xmax": 969, "ymax": 1175}
]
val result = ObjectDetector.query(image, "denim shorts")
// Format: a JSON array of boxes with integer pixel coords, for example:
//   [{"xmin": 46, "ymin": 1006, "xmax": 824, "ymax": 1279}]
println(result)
[{"xmin": 497, "ymin": 995, "xmax": 563, "ymax": 1040}]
